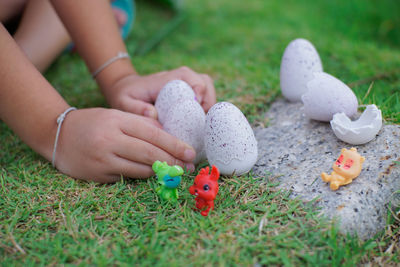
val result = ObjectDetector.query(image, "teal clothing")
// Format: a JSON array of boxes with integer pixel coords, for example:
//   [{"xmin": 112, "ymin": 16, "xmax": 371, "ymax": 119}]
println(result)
[
  {"xmin": 111, "ymin": 0, "xmax": 135, "ymax": 40},
  {"xmin": 65, "ymin": 0, "xmax": 135, "ymax": 52}
]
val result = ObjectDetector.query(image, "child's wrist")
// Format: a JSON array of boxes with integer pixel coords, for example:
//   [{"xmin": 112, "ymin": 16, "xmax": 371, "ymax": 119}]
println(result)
[
  {"xmin": 51, "ymin": 107, "xmax": 77, "ymax": 168},
  {"xmin": 23, "ymin": 104, "xmax": 72, "ymax": 163},
  {"xmin": 100, "ymin": 71, "xmax": 141, "ymax": 107},
  {"xmin": 94, "ymin": 55, "xmax": 137, "ymax": 97},
  {"xmin": 92, "ymin": 52, "xmax": 130, "ymax": 78}
]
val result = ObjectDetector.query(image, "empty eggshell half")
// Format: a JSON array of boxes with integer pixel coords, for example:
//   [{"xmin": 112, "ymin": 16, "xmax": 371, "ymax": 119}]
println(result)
[
  {"xmin": 163, "ymin": 99, "xmax": 206, "ymax": 164},
  {"xmin": 302, "ymin": 72, "xmax": 358, "ymax": 122},
  {"xmin": 280, "ymin": 38, "xmax": 323, "ymax": 102},
  {"xmin": 205, "ymin": 102, "xmax": 258, "ymax": 176},
  {"xmin": 155, "ymin": 80, "xmax": 196, "ymax": 125},
  {"xmin": 330, "ymin": 104, "xmax": 382, "ymax": 145}
]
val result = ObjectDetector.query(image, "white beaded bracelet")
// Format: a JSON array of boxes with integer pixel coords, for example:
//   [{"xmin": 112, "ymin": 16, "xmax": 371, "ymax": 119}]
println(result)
[
  {"xmin": 91, "ymin": 51, "xmax": 130, "ymax": 78},
  {"xmin": 52, "ymin": 107, "xmax": 77, "ymax": 168}
]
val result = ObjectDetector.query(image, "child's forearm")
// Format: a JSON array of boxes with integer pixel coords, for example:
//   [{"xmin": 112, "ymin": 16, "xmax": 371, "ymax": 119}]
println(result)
[
  {"xmin": 49, "ymin": 1, "xmax": 217, "ymax": 119},
  {"xmin": 49, "ymin": 0, "xmax": 137, "ymax": 99},
  {"xmin": 0, "ymin": 24, "xmax": 69, "ymax": 160}
]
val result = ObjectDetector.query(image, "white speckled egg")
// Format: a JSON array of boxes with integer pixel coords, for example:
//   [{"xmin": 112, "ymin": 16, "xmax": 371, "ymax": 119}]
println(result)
[
  {"xmin": 163, "ymin": 99, "xmax": 206, "ymax": 164},
  {"xmin": 155, "ymin": 80, "xmax": 196, "ymax": 124},
  {"xmin": 302, "ymin": 72, "xmax": 358, "ymax": 122},
  {"xmin": 205, "ymin": 102, "xmax": 258, "ymax": 176},
  {"xmin": 280, "ymin": 38, "xmax": 323, "ymax": 102}
]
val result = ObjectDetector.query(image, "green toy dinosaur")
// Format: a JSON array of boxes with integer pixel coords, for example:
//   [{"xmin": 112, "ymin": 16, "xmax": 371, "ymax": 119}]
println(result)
[{"xmin": 152, "ymin": 161, "xmax": 184, "ymax": 202}]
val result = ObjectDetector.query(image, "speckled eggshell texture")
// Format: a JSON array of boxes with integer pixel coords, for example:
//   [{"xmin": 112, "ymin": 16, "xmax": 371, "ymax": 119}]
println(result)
[
  {"xmin": 155, "ymin": 80, "xmax": 196, "ymax": 125},
  {"xmin": 302, "ymin": 72, "xmax": 358, "ymax": 122},
  {"xmin": 163, "ymin": 99, "xmax": 206, "ymax": 164},
  {"xmin": 205, "ymin": 102, "xmax": 258, "ymax": 176},
  {"xmin": 330, "ymin": 104, "xmax": 382, "ymax": 145},
  {"xmin": 280, "ymin": 38, "xmax": 323, "ymax": 102}
]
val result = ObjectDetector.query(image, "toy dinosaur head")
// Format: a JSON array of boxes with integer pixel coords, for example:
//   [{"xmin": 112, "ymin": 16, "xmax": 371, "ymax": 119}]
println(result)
[
  {"xmin": 152, "ymin": 161, "xmax": 183, "ymax": 188},
  {"xmin": 189, "ymin": 165, "xmax": 220, "ymax": 201},
  {"xmin": 332, "ymin": 147, "xmax": 365, "ymax": 179}
]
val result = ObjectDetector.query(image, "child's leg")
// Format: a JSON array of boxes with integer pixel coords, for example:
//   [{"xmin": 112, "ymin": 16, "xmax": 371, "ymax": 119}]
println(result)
[
  {"xmin": 13, "ymin": 0, "xmax": 129, "ymax": 73},
  {"xmin": 13, "ymin": 0, "xmax": 70, "ymax": 73},
  {"xmin": 0, "ymin": 0, "xmax": 26, "ymax": 23}
]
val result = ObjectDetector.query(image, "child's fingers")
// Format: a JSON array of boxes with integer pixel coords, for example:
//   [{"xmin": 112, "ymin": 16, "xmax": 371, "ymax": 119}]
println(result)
[
  {"xmin": 199, "ymin": 73, "xmax": 216, "ymax": 112},
  {"xmin": 120, "ymin": 97, "xmax": 158, "ymax": 120},
  {"xmin": 120, "ymin": 115, "xmax": 197, "ymax": 163},
  {"xmin": 171, "ymin": 66, "xmax": 216, "ymax": 112},
  {"xmin": 174, "ymin": 66, "xmax": 207, "ymax": 104},
  {"xmin": 140, "ymin": 116, "xmax": 163, "ymax": 129},
  {"xmin": 114, "ymin": 134, "xmax": 189, "ymax": 169},
  {"xmin": 109, "ymin": 156, "xmax": 155, "ymax": 179}
]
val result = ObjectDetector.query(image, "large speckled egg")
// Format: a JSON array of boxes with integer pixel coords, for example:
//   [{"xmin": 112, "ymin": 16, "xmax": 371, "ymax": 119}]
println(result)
[
  {"xmin": 163, "ymin": 99, "xmax": 206, "ymax": 164},
  {"xmin": 302, "ymin": 72, "xmax": 358, "ymax": 122},
  {"xmin": 155, "ymin": 80, "xmax": 196, "ymax": 124},
  {"xmin": 280, "ymin": 38, "xmax": 323, "ymax": 102},
  {"xmin": 205, "ymin": 102, "xmax": 258, "ymax": 176}
]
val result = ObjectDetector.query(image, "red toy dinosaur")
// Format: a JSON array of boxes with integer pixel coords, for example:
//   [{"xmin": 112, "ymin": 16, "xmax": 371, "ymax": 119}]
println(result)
[{"xmin": 189, "ymin": 165, "xmax": 220, "ymax": 216}]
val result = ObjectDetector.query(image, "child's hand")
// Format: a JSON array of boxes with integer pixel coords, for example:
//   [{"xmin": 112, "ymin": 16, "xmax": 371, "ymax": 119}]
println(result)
[
  {"xmin": 103, "ymin": 66, "xmax": 216, "ymax": 119},
  {"xmin": 54, "ymin": 108, "xmax": 196, "ymax": 183}
]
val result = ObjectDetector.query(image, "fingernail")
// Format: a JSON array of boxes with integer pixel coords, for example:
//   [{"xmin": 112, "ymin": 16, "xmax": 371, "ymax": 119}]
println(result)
[
  {"xmin": 144, "ymin": 109, "xmax": 157, "ymax": 119},
  {"xmin": 184, "ymin": 163, "xmax": 195, "ymax": 173},
  {"xmin": 184, "ymin": 148, "xmax": 196, "ymax": 161}
]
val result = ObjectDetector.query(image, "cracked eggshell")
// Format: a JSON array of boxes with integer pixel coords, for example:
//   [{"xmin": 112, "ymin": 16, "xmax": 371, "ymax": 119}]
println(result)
[
  {"xmin": 163, "ymin": 99, "xmax": 206, "ymax": 164},
  {"xmin": 205, "ymin": 102, "xmax": 258, "ymax": 176},
  {"xmin": 331, "ymin": 104, "xmax": 382, "ymax": 145},
  {"xmin": 302, "ymin": 72, "xmax": 358, "ymax": 122},
  {"xmin": 155, "ymin": 80, "xmax": 196, "ymax": 125},
  {"xmin": 280, "ymin": 38, "xmax": 323, "ymax": 102}
]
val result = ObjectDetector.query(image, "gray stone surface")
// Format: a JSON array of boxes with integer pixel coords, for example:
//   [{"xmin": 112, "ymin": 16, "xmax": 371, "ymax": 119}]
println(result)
[{"xmin": 252, "ymin": 99, "xmax": 400, "ymax": 240}]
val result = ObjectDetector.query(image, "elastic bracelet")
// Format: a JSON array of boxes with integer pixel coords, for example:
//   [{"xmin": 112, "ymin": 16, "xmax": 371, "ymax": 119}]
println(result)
[
  {"xmin": 91, "ymin": 51, "xmax": 130, "ymax": 79},
  {"xmin": 52, "ymin": 107, "xmax": 77, "ymax": 168}
]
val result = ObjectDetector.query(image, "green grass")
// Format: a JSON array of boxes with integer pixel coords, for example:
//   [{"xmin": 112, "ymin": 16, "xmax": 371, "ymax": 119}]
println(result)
[
  {"xmin": 0, "ymin": 164, "xmax": 392, "ymax": 266},
  {"xmin": 1, "ymin": 0, "xmax": 400, "ymax": 265}
]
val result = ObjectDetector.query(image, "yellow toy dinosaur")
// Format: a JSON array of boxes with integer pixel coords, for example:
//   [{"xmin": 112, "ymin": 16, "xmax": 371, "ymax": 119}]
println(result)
[{"xmin": 321, "ymin": 147, "xmax": 365, "ymax": 191}]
